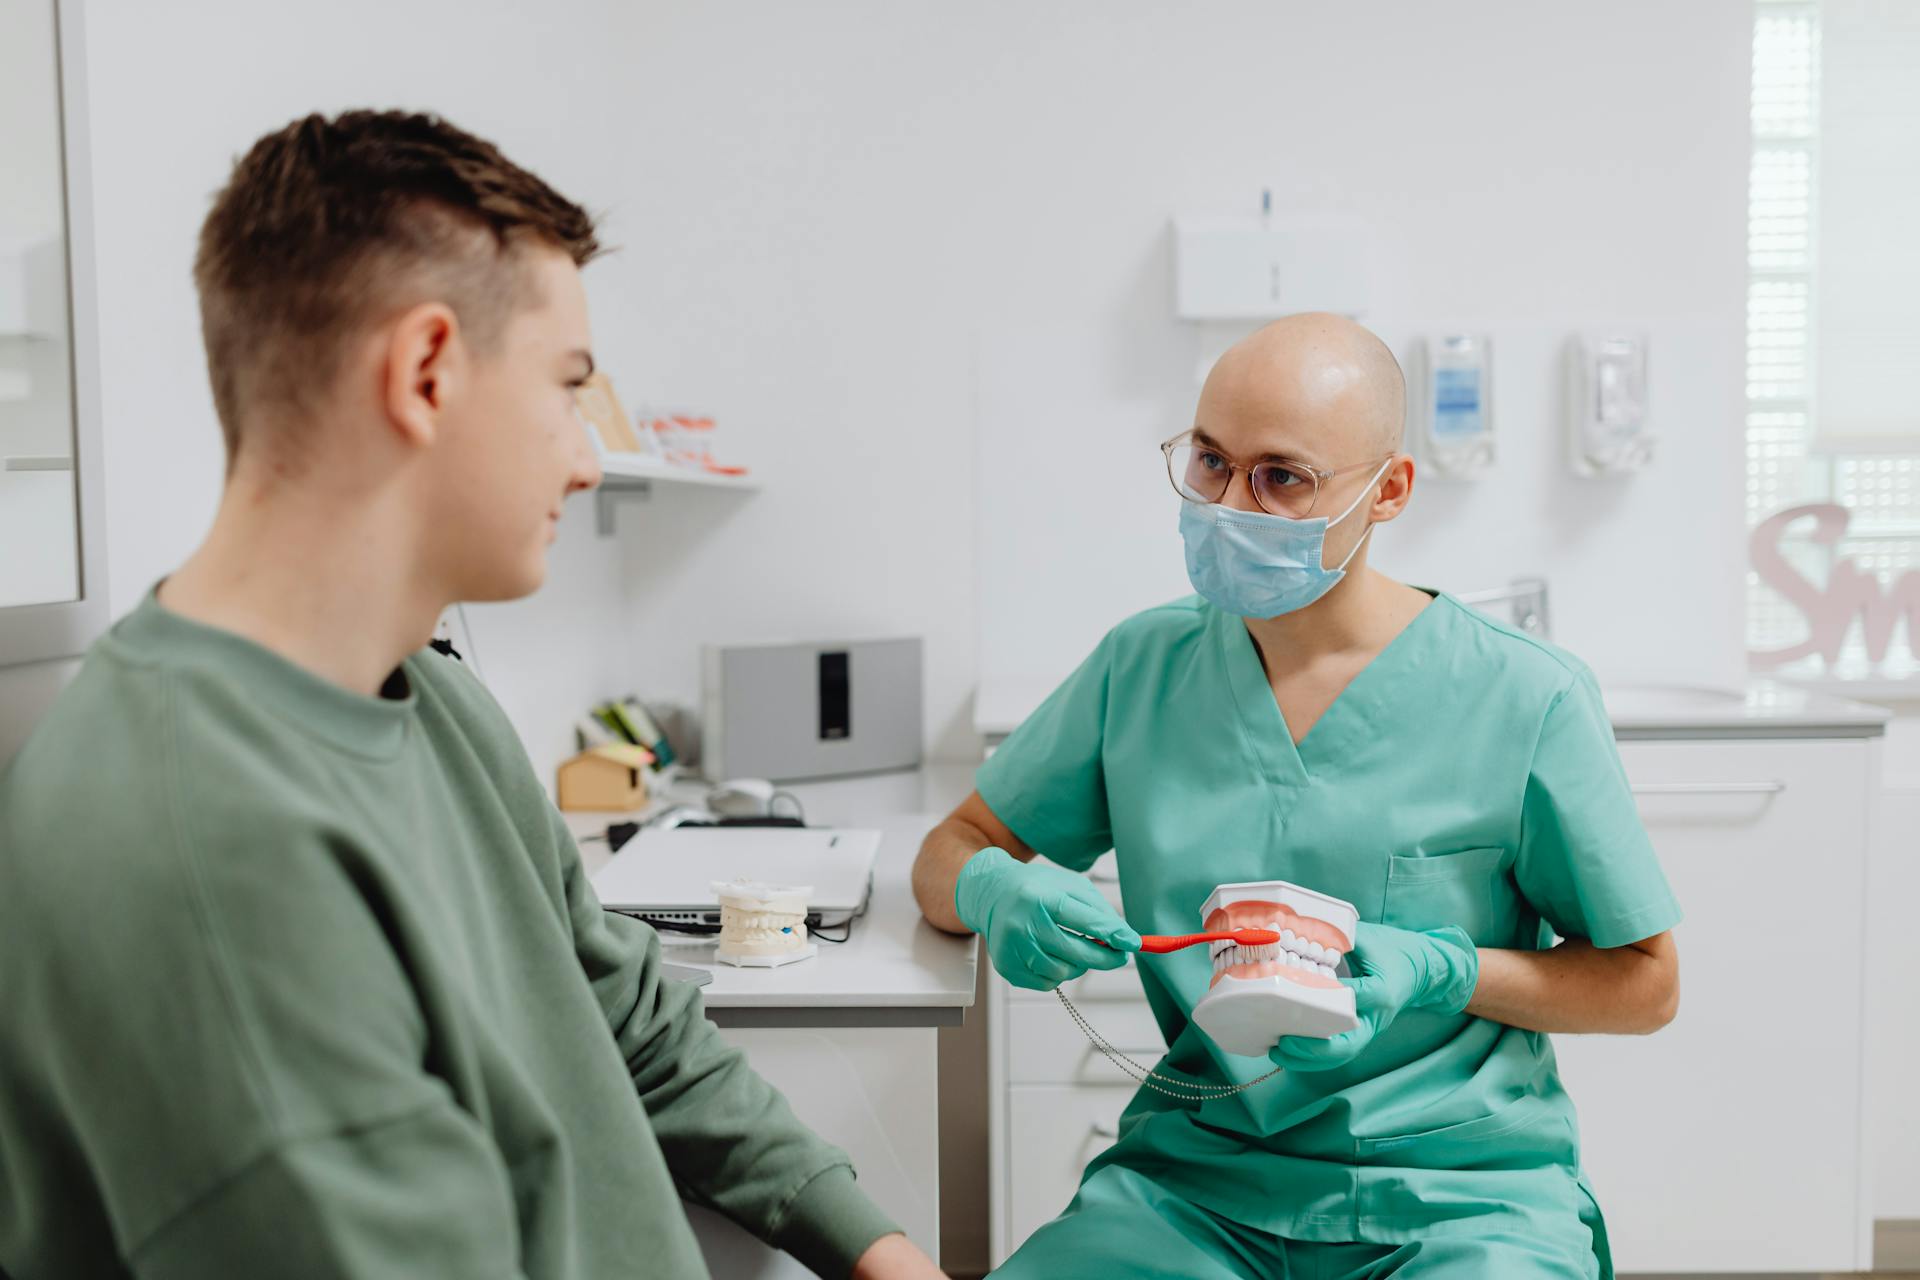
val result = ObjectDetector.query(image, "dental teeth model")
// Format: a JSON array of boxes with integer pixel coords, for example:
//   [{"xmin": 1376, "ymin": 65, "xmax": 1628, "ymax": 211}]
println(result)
[
  {"xmin": 1190, "ymin": 879, "xmax": 1360, "ymax": 1057},
  {"xmin": 711, "ymin": 880, "xmax": 817, "ymax": 969}
]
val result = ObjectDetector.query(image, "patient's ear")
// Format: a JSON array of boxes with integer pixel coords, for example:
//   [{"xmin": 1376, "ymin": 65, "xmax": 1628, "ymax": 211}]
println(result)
[{"xmin": 383, "ymin": 302, "xmax": 463, "ymax": 450}]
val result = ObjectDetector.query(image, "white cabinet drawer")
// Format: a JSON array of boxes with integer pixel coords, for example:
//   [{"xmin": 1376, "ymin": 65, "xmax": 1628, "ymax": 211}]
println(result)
[
  {"xmin": 1006, "ymin": 995, "xmax": 1163, "ymax": 1085},
  {"xmin": 1005, "ymin": 1085, "xmax": 1132, "ymax": 1257},
  {"xmin": 1003, "ymin": 962, "xmax": 1146, "ymax": 1005},
  {"xmin": 1552, "ymin": 738, "xmax": 1873, "ymax": 1273}
]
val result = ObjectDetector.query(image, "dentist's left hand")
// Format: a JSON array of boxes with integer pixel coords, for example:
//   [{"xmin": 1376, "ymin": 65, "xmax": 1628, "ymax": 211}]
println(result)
[
  {"xmin": 955, "ymin": 847, "xmax": 1141, "ymax": 990},
  {"xmin": 1268, "ymin": 921, "xmax": 1479, "ymax": 1072}
]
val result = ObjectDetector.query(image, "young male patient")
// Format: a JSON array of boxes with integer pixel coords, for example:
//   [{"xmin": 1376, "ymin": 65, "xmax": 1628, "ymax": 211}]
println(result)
[{"xmin": 0, "ymin": 110, "xmax": 942, "ymax": 1280}]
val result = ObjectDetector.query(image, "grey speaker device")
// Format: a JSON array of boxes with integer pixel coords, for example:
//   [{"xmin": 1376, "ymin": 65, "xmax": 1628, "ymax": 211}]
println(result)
[{"xmin": 700, "ymin": 636, "xmax": 923, "ymax": 782}]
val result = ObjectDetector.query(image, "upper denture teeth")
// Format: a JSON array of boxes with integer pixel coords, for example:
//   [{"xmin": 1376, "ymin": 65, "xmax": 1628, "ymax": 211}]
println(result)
[{"xmin": 1212, "ymin": 931, "xmax": 1356, "ymax": 975}]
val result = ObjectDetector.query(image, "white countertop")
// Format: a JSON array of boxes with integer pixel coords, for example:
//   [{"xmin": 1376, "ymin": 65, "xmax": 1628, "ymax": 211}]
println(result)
[
  {"xmin": 1601, "ymin": 681, "xmax": 1890, "ymax": 740},
  {"xmin": 567, "ymin": 767, "xmax": 979, "ymax": 1024},
  {"xmin": 976, "ymin": 677, "xmax": 1894, "ymax": 741}
]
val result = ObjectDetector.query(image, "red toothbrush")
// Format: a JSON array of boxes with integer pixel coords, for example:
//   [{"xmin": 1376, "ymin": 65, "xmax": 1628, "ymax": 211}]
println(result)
[{"xmin": 1125, "ymin": 928, "xmax": 1281, "ymax": 954}]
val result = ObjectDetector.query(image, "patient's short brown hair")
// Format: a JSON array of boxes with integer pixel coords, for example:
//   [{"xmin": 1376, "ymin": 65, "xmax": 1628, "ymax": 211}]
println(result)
[{"xmin": 193, "ymin": 110, "xmax": 602, "ymax": 463}]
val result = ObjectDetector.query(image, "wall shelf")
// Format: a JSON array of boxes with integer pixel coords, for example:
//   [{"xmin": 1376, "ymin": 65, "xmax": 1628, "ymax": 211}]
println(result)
[{"xmin": 593, "ymin": 455, "xmax": 760, "ymax": 535}]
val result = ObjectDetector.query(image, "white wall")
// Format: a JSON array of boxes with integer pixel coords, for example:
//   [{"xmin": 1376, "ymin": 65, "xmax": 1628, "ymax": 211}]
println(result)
[
  {"xmin": 29, "ymin": 0, "xmax": 975, "ymax": 770},
  {"xmin": 43, "ymin": 0, "xmax": 984, "ymax": 779},
  {"xmin": 0, "ymin": 5, "xmax": 1773, "ymax": 1271},
  {"xmin": 6, "ymin": 0, "xmax": 1753, "ymax": 775},
  {"xmin": 596, "ymin": 1, "xmax": 1752, "ymax": 769},
  {"xmin": 961, "ymin": 2, "xmax": 1753, "ymax": 694},
  {"xmin": 10, "ymin": 0, "xmax": 647, "ymax": 778},
  {"xmin": 608, "ymin": 2, "xmax": 995, "ymax": 763}
]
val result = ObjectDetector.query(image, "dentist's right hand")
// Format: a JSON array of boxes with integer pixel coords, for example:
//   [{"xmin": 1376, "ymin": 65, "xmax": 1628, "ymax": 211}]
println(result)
[{"xmin": 954, "ymin": 846, "xmax": 1141, "ymax": 990}]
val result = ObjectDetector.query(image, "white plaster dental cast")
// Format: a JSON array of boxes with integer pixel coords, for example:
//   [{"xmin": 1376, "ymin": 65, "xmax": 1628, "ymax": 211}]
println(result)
[
  {"xmin": 711, "ymin": 880, "xmax": 818, "ymax": 968},
  {"xmin": 1191, "ymin": 879, "xmax": 1360, "ymax": 1057}
]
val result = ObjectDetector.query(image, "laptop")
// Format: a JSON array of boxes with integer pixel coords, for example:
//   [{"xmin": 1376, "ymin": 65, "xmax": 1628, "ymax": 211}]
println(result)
[{"xmin": 589, "ymin": 827, "xmax": 880, "ymax": 928}]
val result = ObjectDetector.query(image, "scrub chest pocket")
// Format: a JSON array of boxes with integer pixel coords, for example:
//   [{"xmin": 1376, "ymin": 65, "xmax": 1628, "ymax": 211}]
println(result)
[{"xmin": 1381, "ymin": 846, "xmax": 1517, "ymax": 948}]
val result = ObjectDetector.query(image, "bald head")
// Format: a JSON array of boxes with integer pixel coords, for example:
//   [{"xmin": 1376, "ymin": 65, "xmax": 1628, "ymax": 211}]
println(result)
[{"xmin": 1196, "ymin": 313, "xmax": 1406, "ymax": 464}]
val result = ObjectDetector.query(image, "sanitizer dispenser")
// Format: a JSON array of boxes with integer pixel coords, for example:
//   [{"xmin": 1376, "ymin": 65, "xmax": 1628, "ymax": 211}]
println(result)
[
  {"xmin": 1411, "ymin": 334, "xmax": 1494, "ymax": 479},
  {"xmin": 1565, "ymin": 333, "xmax": 1653, "ymax": 476}
]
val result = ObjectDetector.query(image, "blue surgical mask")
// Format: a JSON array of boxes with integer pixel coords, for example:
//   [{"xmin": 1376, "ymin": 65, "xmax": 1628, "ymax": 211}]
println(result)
[{"xmin": 1178, "ymin": 458, "xmax": 1393, "ymax": 618}]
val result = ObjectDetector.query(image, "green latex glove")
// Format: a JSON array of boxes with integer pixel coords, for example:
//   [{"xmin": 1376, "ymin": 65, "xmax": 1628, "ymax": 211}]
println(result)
[
  {"xmin": 955, "ymin": 847, "xmax": 1141, "ymax": 991},
  {"xmin": 1268, "ymin": 920, "xmax": 1479, "ymax": 1072}
]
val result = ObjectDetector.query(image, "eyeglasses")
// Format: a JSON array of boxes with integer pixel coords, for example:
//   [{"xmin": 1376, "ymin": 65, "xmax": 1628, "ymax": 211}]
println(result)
[{"xmin": 1161, "ymin": 431, "xmax": 1395, "ymax": 519}]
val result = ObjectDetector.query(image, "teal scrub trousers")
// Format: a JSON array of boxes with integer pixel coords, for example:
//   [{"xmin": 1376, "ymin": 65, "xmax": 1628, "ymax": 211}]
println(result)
[{"xmin": 993, "ymin": 1163, "xmax": 1599, "ymax": 1279}]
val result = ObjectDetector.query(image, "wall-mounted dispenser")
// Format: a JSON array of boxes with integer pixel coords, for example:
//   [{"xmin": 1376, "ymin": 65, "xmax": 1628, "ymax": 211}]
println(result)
[
  {"xmin": 1565, "ymin": 333, "xmax": 1653, "ymax": 476},
  {"xmin": 1410, "ymin": 334, "xmax": 1494, "ymax": 478},
  {"xmin": 1172, "ymin": 193, "xmax": 1370, "ymax": 321}
]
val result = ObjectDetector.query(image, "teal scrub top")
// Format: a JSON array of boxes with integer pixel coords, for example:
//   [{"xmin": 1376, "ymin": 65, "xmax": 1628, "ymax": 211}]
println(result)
[{"xmin": 976, "ymin": 592, "xmax": 1682, "ymax": 1254}]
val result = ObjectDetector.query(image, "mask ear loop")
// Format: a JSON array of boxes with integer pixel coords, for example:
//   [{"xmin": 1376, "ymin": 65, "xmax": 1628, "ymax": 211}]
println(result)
[{"xmin": 1326, "ymin": 456, "xmax": 1397, "ymax": 573}]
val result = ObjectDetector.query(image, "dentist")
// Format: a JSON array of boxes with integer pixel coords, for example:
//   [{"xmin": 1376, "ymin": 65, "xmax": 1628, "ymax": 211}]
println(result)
[{"xmin": 913, "ymin": 313, "xmax": 1681, "ymax": 1278}]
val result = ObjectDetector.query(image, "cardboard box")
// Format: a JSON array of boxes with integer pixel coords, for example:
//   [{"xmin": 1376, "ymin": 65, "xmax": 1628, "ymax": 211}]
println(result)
[{"xmin": 556, "ymin": 743, "xmax": 653, "ymax": 812}]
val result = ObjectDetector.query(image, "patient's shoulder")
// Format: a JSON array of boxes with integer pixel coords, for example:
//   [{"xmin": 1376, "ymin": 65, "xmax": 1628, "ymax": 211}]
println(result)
[
  {"xmin": 0, "ymin": 643, "xmax": 351, "ymax": 925},
  {"xmin": 403, "ymin": 643, "xmax": 539, "ymax": 769}
]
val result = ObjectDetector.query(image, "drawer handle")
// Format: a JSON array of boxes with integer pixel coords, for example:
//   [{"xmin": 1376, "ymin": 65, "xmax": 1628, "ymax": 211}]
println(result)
[
  {"xmin": 1630, "ymin": 781, "xmax": 1786, "ymax": 797},
  {"xmin": 1089, "ymin": 1119, "xmax": 1119, "ymax": 1140},
  {"xmin": 1083, "ymin": 1047, "xmax": 1164, "ymax": 1069}
]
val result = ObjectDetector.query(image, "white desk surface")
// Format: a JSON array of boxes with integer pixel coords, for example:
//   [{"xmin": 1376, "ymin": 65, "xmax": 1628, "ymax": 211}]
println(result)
[{"xmin": 564, "ymin": 765, "xmax": 979, "ymax": 1023}]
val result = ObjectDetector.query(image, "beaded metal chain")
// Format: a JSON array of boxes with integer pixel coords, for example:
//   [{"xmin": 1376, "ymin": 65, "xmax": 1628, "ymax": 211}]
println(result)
[{"xmin": 1054, "ymin": 988, "xmax": 1284, "ymax": 1100}]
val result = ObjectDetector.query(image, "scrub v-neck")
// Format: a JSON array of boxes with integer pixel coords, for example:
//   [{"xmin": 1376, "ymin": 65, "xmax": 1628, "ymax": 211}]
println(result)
[{"xmin": 1220, "ymin": 588, "xmax": 1442, "ymax": 784}]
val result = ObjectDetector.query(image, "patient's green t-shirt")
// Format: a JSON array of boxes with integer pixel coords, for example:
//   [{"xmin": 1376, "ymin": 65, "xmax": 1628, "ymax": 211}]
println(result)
[{"xmin": 0, "ymin": 591, "xmax": 896, "ymax": 1279}]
